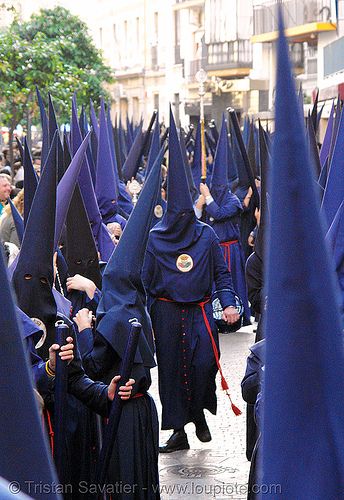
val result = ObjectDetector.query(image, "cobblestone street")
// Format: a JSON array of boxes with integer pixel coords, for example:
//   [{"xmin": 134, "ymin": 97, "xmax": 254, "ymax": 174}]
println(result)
[{"xmin": 150, "ymin": 323, "xmax": 256, "ymax": 500}]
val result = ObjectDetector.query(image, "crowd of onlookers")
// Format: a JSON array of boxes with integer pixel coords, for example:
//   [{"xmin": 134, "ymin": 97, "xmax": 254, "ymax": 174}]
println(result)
[{"xmin": 0, "ymin": 143, "xmax": 41, "ymax": 262}]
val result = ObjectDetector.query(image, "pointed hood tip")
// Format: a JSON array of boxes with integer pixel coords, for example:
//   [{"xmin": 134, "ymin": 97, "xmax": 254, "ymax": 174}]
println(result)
[{"xmin": 167, "ymin": 107, "xmax": 194, "ymax": 214}]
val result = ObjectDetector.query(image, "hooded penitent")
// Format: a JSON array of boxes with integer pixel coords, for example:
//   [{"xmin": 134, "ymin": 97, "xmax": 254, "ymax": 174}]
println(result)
[
  {"xmin": 12, "ymin": 134, "xmax": 58, "ymax": 365},
  {"xmin": 95, "ymin": 146, "xmax": 164, "ymax": 370},
  {"xmin": 147, "ymin": 108, "xmax": 211, "ymax": 303},
  {"xmin": 208, "ymin": 114, "xmax": 251, "ymax": 328},
  {"xmin": 0, "ymin": 246, "xmax": 62, "ymax": 500}
]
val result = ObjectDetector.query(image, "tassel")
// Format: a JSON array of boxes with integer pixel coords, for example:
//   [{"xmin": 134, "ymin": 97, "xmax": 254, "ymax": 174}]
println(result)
[
  {"xmin": 221, "ymin": 376, "xmax": 229, "ymax": 391},
  {"xmin": 231, "ymin": 403, "xmax": 242, "ymax": 416},
  {"xmin": 194, "ymin": 299, "xmax": 242, "ymax": 417}
]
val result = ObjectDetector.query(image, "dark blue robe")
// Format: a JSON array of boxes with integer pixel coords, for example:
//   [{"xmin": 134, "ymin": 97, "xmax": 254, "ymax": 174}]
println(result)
[
  {"xmin": 241, "ymin": 340, "xmax": 265, "ymax": 500},
  {"xmin": 234, "ymin": 185, "xmax": 257, "ymax": 261},
  {"xmin": 204, "ymin": 191, "xmax": 251, "ymax": 326},
  {"xmin": 20, "ymin": 299, "xmax": 108, "ymax": 500},
  {"xmin": 143, "ymin": 221, "xmax": 237, "ymax": 429},
  {"xmin": 77, "ymin": 328, "xmax": 160, "ymax": 500}
]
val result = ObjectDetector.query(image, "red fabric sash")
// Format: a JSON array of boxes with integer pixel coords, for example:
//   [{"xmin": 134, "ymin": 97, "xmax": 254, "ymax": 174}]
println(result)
[{"xmin": 219, "ymin": 240, "xmax": 238, "ymax": 271}]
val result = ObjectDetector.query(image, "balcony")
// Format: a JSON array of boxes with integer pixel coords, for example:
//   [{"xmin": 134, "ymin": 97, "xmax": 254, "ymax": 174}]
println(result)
[
  {"xmin": 204, "ymin": 40, "xmax": 253, "ymax": 78},
  {"xmin": 252, "ymin": 0, "xmax": 336, "ymax": 43},
  {"xmin": 185, "ymin": 57, "xmax": 207, "ymax": 83}
]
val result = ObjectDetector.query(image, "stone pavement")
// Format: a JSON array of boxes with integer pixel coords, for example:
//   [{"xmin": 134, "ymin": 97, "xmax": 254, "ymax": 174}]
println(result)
[{"xmin": 149, "ymin": 322, "xmax": 256, "ymax": 500}]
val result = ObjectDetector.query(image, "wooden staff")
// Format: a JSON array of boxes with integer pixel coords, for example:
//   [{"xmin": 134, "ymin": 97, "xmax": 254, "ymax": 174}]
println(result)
[{"xmin": 196, "ymin": 68, "xmax": 207, "ymax": 180}]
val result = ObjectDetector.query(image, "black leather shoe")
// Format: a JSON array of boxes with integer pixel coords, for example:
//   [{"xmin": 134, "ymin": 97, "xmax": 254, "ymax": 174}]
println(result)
[
  {"xmin": 195, "ymin": 420, "xmax": 212, "ymax": 442},
  {"xmin": 159, "ymin": 429, "xmax": 190, "ymax": 453}
]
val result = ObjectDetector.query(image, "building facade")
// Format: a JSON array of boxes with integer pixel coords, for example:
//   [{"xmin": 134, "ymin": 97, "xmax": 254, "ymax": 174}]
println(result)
[
  {"xmin": 84, "ymin": 0, "xmax": 264, "ymax": 129},
  {"xmin": 11, "ymin": 0, "xmax": 343, "ymax": 133},
  {"xmin": 251, "ymin": 0, "xmax": 338, "ymax": 133}
]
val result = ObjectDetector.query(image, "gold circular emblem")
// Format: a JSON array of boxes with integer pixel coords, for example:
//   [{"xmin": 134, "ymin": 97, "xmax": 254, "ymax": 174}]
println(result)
[
  {"xmin": 154, "ymin": 205, "xmax": 163, "ymax": 218},
  {"xmin": 176, "ymin": 254, "xmax": 193, "ymax": 272}
]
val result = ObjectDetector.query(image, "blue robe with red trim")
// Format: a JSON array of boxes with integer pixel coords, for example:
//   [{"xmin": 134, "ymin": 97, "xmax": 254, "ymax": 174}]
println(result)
[{"xmin": 143, "ymin": 218, "xmax": 237, "ymax": 429}]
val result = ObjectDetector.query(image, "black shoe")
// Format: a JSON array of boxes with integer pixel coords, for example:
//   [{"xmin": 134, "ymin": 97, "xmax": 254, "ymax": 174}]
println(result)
[
  {"xmin": 195, "ymin": 420, "xmax": 212, "ymax": 443},
  {"xmin": 159, "ymin": 429, "xmax": 190, "ymax": 453}
]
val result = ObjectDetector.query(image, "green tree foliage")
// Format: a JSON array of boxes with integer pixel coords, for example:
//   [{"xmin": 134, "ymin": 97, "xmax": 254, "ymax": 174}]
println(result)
[
  {"xmin": 0, "ymin": 4, "xmax": 114, "ymax": 166},
  {"xmin": 24, "ymin": 6, "xmax": 114, "ymax": 118}
]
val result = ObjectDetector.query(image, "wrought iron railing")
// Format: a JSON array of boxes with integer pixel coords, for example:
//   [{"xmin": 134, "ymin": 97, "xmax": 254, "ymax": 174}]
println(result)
[
  {"xmin": 253, "ymin": 0, "xmax": 334, "ymax": 35},
  {"xmin": 204, "ymin": 39, "xmax": 253, "ymax": 71}
]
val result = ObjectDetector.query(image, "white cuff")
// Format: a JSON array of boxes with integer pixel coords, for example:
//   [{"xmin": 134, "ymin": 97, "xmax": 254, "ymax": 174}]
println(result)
[
  {"xmin": 205, "ymin": 195, "xmax": 214, "ymax": 205},
  {"xmin": 194, "ymin": 206, "xmax": 203, "ymax": 219}
]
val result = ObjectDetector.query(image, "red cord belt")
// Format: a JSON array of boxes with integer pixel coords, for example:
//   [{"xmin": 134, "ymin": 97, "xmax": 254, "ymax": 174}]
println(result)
[{"xmin": 158, "ymin": 297, "xmax": 241, "ymax": 416}]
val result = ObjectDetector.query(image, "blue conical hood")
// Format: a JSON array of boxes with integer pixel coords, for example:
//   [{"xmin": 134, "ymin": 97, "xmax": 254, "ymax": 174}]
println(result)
[
  {"xmin": 319, "ymin": 99, "xmax": 335, "ymax": 169},
  {"xmin": 106, "ymin": 103, "xmax": 122, "ymax": 187},
  {"xmin": 54, "ymin": 131, "xmax": 91, "ymax": 249},
  {"xmin": 71, "ymin": 99, "xmax": 115, "ymax": 262},
  {"xmin": 23, "ymin": 137, "xmax": 39, "ymax": 227},
  {"xmin": 320, "ymin": 106, "xmax": 344, "ymax": 231},
  {"xmin": 180, "ymin": 128, "xmax": 199, "ymax": 203},
  {"xmin": 95, "ymin": 149, "xmax": 164, "ymax": 366},
  {"xmin": 17, "ymin": 134, "xmax": 57, "ymax": 269},
  {"xmin": 261, "ymin": 8, "xmax": 344, "ymax": 498},
  {"xmin": 36, "ymin": 86, "xmax": 49, "ymax": 168},
  {"xmin": 167, "ymin": 107, "xmax": 194, "ymax": 214},
  {"xmin": 210, "ymin": 114, "xmax": 230, "ymax": 206},
  {"xmin": 254, "ymin": 120, "xmax": 271, "ymax": 261},
  {"xmin": 89, "ymin": 100, "xmax": 99, "ymax": 173},
  {"xmin": 47, "ymin": 94, "xmax": 64, "ymax": 181},
  {"xmin": 145, "ymin": 112, "xmax": 160, "ymax": 177},
  {"xmin": 12, "ymin": 134, "xmax": 58, "ymax": 360},
  {"xmin": 121, "ymin": 122, "xmax": 144, "ymax": 183},
  {"xmin": 95, "ymin": 97, "xmax": 119, "ymax": 223}
]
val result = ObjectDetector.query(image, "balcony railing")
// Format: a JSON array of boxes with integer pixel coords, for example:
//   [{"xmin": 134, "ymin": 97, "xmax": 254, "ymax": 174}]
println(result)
[
  {"xmin": 204, "ymin": 40, "xmax": 253, "ymax": 72},
  {"xmin": 185, "ymin": 57, "xmax": 207, "ymax": 83},
  {"xmin": 253, "ymin": 0, "xmax": 334, "ymax": 36}
]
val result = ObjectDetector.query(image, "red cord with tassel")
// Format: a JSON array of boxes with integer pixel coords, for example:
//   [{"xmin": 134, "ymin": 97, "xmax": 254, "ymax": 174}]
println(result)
[{"xmin": 198, "ymin": 299, "xmax": 242, "ymax": 416}]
